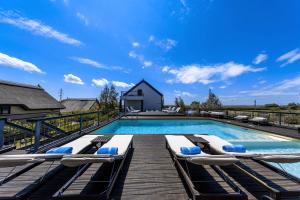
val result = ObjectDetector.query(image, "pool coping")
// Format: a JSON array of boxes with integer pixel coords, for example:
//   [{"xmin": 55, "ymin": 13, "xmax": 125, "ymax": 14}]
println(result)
[{"xmin": 114, "ymin": 116, "xmax": 300, "ymax": 140}]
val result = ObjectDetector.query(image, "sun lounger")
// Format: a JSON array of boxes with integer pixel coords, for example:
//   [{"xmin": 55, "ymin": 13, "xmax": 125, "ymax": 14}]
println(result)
[
  {"xmin": 53, "ymin": 135, "xmax": 133, "ymax": 200},
  {"xmin": 209, "ymin": 111, "xmax": 226, "ymax": 118},
  {"xmin": 249, "ymin": 117, "xmax": 268, "ymax": 125},
  {"xmin": 167, "ymin": 107, "xmax": 181, "ymax": 113},
  {"xmin": 0, "ymin": 134, "xmax": 99, "ymax": 199},
  {"xmin": 165, "ymin": 135, "xmax": 246, "ymax": 200},
  {"xmin": 234, "ymin": 115, "xmax": 249, "ymax": 122},
  {"xmin": 162, "ymin": 106, "xmax": 172, "ymax": 112},
  {"xmin": 195, "ymin": 134, "xmax": 300, "ymax": 199}
]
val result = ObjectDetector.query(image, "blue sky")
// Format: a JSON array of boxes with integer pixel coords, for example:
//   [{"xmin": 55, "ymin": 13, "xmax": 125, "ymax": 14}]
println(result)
[{"xmin": 0, "ymin": 0, "xmax": 300, "ymax": 105}]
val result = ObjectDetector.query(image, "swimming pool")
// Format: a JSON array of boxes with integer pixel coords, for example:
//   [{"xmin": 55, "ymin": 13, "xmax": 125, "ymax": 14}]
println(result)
[{"xmin": 96, "ymin": 119, "xmax": 300, "ymax": 178}]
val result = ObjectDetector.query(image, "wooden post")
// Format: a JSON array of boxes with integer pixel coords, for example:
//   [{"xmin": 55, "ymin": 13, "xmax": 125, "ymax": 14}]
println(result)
[
  {"xmin": 0, "ymin": 118, "xmax": 6, "ymax": 149},
  {"xmin": 80, "ymin": 114, "xmax": 83, "ymax": 133},
  {"xmin": 34, "ymin": 120, "xmax": 42, "ymax": 152},
  {"xmin": 97, "ymin": 111, "xmax": 100, "ymax": 126}
]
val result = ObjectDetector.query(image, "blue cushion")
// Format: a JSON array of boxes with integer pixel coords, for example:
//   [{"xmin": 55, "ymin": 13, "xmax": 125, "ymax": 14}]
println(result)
[
  {"xmin": 223, "ymin": 145, "xmax": 246, "ymax": 153},
  {"xmin": 46, "ymin": 147, "xmax": 73, "ymax": 154},
  {"xmin": 97, "ymin": 147, "xmax": 118, "ymax": 155},
  {"xmin": 180, "ymin": 146, "xmax": 201, "ymax": 155}
]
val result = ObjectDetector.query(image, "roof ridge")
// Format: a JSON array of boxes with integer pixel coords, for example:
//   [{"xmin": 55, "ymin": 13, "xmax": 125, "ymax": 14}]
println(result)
[{"xmin": 0, "ymin": 80, "xmax": 43, "ymax": 90}]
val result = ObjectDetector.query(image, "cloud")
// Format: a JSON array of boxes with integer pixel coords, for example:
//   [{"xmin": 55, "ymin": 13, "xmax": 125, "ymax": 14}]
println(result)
[
  {"xmin": 148, "ymin": 35, "xmax": 177, "ymax": 51},
  {"xmin": 0, "ymin": 52, "xmax": 43, "ymax": 73},
  {"xmin": 76, "ymin": 12, "xmax": 89, "ymax": 26},
  {"xmin": 0, "ymin": 11, "xmax": 82, "ymax": 46},
  {"xmin": 174, "ymin": 90, "xmax": 195, "ymax": 97},
  {"xmin": 92, "ymin": 79, "xmax": 134, "ymax": 88},
  {"xmin": 128, "ymin": 51, "xmax": 153, "ymax": 68},
  {"xmin": 276, "ymin": 49, "xmax": 300, "ymax": 67},
  {"xmin": 92, "ymin": 78, "xmax": 109, "ymax": 87},
  {"xmin": 143, "ymin": 61, "xmax": 152, "ymax": 68},
  {"xmin": 163, "ymin": 62, "xmax": 265, "ymax": 85},
  {"xmin": 112, "ymin": 81, "xmax": 134, "ymax": 88},
  {"xmin": 239, "ymin": 75, "xmax": 300, "ymax": 96},
  {"xmin": 132, "ymin": 42, "xmax": 140, "ymax": 48},
  {"xmin": 162, "ymin": 66, "xmax": 170, "ymax": 72},
  {"xmin": 64, "ymin": 74, "xmax": 84, "ymax": 85},
  {"xmin": 253, "ymin": 53, "xmax": 267, "ymax": 64},
  {"xmin": 219, "ymin": 85, "xmax": 227, "ymax": 89},
  {"xmin": 70, "ymin": 57, "xmax": 107, "ymax": 69}
]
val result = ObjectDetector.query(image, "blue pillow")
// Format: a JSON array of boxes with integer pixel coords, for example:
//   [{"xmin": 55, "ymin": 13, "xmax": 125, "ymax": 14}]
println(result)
[
  {"xmin": 223, "ymin": 145, "xmax": 246, "ymax": 153},
  {"xmin": 46, "ymin": 147, "xmax": 73, "ymax": 154},
  {"xmin": 180, "ymin": 146, "xmax": 201, "ymax": 155},
  {"xmin": 97, "ymin": 147, "xmax": 118, "ymax": 155}
]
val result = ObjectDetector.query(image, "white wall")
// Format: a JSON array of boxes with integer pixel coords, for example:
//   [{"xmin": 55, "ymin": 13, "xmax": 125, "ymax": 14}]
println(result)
[{"xmin": 126, "ymin": 82, "xmax": 162, "ymax": 111}]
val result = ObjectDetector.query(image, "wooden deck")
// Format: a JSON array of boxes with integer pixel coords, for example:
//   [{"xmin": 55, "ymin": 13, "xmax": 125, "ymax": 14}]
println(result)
[{"xmin": 110, "ymin": 135, "xmax": 189, "ymax": 200}]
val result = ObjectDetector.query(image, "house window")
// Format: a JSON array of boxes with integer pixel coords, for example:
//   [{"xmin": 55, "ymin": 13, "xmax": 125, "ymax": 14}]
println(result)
[
  {"xmin": 0, "ymin": 106, "xmax": 11, "ymax": 114},
  {"xmin": 137, "ymin": 89, "xmax": 143, "ymax": 96}
]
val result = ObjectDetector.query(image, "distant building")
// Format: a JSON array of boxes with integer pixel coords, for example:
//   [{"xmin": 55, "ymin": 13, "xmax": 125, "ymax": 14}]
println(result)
[
  {"xmin": 120, "ymin": 79, "xmax": 164, "ymax": 111},
  {"xmin": 60, "ymin": 98, "xmax": 100, "ymax": 113},
  {"xmin": 0, "ymin": 80, "xmax": 64, "ymax": 119}
]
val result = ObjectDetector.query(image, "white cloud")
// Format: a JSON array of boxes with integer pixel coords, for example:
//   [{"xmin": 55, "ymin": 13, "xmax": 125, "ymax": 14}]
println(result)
[
  {"xmin": 163, "ymin": 62, "xmax": 265, "ymax": 85},
  {"xmin": 253, "ymin": 53, "xmax": 267, "ymax": 64},
  {"xmin": 0, "ymin": 11, "xmax": 82, "ymax": 46},
  {"xmin": 76, "ymin": 12, "xmax": 89, "ymax": 26},
  {"xmin": 162, "ymin": 66, "xmax": 170, "ymax": 72},
  {"xmin": 258, "ymin": 80, "xmax": 266, "ymax": 84},
  {"xmin": 148, "ymin": 35, "xmax": 177, "ymax": 51},
  {"xmin": 64, "ymin": 74, "xmax": 84, "ymax": 85},
  {"xmin": 0, "ymin": 52, "xmax": 43, "ymax": 73},
  {"xmin": 92, "ymin": 78, "xmax": 109, "ymax": 87},
  {"xmin": 132, "ymin": 42, "xmax": 140, "ymax": 48},
  {"xmin": 239, "ymin": 75, "xmax": 300, "ymax": 96},
  {"xmin": 276, "ymin": 49, "xmax": 300, "ymax": 67},
  {"xmin": 71, "ymin": 57, "xmax": 107, "ymax": 69},
  {"xmin": 112, "ymin": 81, "xmax": 134, "ymax": 88},
  {"xmin": 128, "ymin": 51, "xmax": 153, "ymax": 68},
  {"xmin": 219, "ymin": 85, "xmax": 227, "ymax": 89},
  {"xmin": 174, "ymin": 90, "xmax": 194, "ymax": 97},
  {"xmin": 143, "ymin": 61, "xmax": 152, "ymax": 68}
]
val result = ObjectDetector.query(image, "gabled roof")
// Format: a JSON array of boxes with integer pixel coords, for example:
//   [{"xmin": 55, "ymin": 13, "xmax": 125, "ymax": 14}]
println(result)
[
  {"xmin": 0, "ymin": 80, "xmax": 64, "ymax": 110},
  {"xmin": 123, "ymin": 79, "xmax": 163, "ymax": 96},
  {"xmin": 60, "ymin": 98, "xmax": 99, "ymax": 112}
]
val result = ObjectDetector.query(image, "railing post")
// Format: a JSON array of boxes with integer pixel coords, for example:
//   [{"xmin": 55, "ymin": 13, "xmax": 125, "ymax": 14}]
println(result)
[
  {"xmin": 34, "ymin": 120, "xmax": 42, "ymax": 152},
  {"xmin": 279, "ymin": 113, "xmax": 282, "ymax": 126},
  {"xmin": 97, "ymin": 111, "xmax": 100, "ymax": 126},
  {"xmin": 80, "ymin": 114, "xmax": 83, "ymax": 133},
  {"xmin": 0, "ymin": 117, "xmax": 6, "ymax": 149}
]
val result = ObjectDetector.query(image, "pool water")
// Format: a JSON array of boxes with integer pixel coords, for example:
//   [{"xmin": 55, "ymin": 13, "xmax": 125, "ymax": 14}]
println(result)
[{"xmin": 96, "ymin": 119, "xmax": 300, "ymax": 178}]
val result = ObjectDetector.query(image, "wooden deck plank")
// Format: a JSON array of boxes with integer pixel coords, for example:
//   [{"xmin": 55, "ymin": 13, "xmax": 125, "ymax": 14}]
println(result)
[{"xmin": 110, "ymin": 135, "xmax": 189, "ymax": 200}]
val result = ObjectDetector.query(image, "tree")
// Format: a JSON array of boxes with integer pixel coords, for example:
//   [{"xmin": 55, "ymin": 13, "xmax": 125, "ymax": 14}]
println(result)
[
  {"xmin": 190, "ymin": 101, "xmax": 200, "ymax": 113},
  {"xmin": 99, "ymin": 84, "xmax": 118, "ymax": 110},
  {"xmin": 287, "ymin": 102, "xmax": 299, "ymax": 110},
  {"xmin": 202, "ymin": 89, "xmax": 222, "ymax": 110},
  {"xmin": 178, "ymin": 97, "xmax": 185, "ymax": 112},
  {"xmin": 175, "ymin": 97, "xmax": 179, "ymax": 107}
]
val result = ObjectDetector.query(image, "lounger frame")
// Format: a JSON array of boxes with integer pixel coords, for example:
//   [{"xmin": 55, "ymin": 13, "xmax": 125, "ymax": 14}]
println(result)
[
  {"xmin": 53, "ymin": 140, "xmax": 133, "ymax": 200},
  {"xmin": 165, "ymin": 141, "xmax": 247, "ymax": 200},
  {"xmin": 233, "ymin": 158, "xmax": 300, "ymax": 200}
]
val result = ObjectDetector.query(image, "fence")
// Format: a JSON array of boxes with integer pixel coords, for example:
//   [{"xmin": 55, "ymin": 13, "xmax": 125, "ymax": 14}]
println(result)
[
  {"xmin": 0, "ymin": 109, "xmax": 120, "ymax": 152},
  {"xmin": 225, "ymin": 110, "xmax": 300, "ymax": 128}
]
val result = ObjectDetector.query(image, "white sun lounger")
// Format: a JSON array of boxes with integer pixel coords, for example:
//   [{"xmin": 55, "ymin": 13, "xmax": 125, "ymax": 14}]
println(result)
[
  {"xmin": 61, "ymin": 135, "xmax": 133, "ymax": 167},
  {"xmin": 234, "ymin": 115, "xmax": 249, "ymax": 121},
  {"xmin": 249, "ymin": 117, "xmax": 268, "ymax": 125},
  {"xmin": 195, "ymin": 134, "xmax": 300, "ymax": 163},
  {"xmin": 165, "ymin": 135, "xmax": 238, "ymax": 166},
  {"xmin": 0, "ymin": 134, "xmax": 99, "ymax": 168}
]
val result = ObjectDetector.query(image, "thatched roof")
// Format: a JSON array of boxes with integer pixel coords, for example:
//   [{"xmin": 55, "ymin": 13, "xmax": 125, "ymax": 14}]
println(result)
[
  {"xmin": 0, "ymin": 80, "xmax": 64, "ymax": 110},
  {"xmin": 60, "ymin": 98, "xmax": 99, "ymax": 113}
]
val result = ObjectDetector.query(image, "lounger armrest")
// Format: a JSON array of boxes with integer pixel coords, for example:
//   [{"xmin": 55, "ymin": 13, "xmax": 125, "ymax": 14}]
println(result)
[
  {"xmin": 61, "ymin": 156, "xmax": 118, "ymax": 167},
  {"xmin": 254, "ymin": 155, "xmax": 300, "ymax": 163},
  {"xmin": 0, "ymin": 158, "xmax": 45, "ymax": 168}
]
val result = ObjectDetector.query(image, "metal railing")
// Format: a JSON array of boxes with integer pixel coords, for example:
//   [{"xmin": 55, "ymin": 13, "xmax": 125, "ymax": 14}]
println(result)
[{"xmin": 0, "ymin": 109, "xmax": 120, "ymax": 152}]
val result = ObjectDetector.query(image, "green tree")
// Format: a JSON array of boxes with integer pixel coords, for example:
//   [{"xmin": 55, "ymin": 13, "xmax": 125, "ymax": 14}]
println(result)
[
  {"xmin": 175, "ymin": 97, "xmax": 179, "ymax": 107},
  {"xmin": 202, "ymin": 89, "xmax": 222, "ymax": 110},
  {"xmin": 99, "ymin": 84, "xmax": 119, "ymax": 110},
  {"xmin": 178, "ymin": 97, "xmax": 185, "ymax": 112},
  {"xmin": 190, "ymin": 101, "xmax": 200, "ymax": 113},
  {"xmin": 287, "ymin": 102, "xmax": 299, "ymax": 110}
]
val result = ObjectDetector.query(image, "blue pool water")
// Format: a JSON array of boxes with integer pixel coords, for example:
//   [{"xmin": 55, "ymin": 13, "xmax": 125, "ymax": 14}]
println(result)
[{"xmin": 96, "ymin": 119, "xmax": 300, "ymax": 178}]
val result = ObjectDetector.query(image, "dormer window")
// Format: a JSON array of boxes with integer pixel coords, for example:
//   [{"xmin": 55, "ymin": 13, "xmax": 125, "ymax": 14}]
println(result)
[{"xmin": 137, "ymin": 89, "xmax": 143, "ymax": 96}]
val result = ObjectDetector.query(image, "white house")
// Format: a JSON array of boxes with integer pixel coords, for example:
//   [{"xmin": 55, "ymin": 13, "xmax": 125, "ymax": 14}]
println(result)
[{"xmin": 120, "ymin": 80, "xmax": 164, "ymax": 112}]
